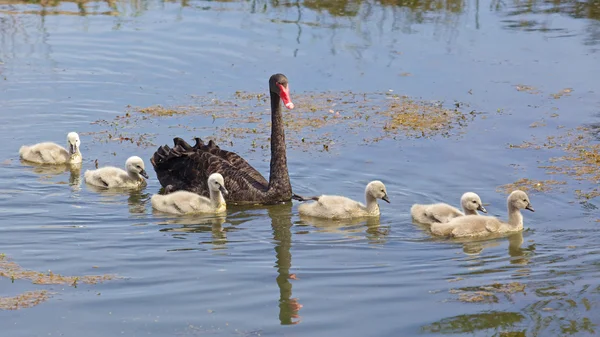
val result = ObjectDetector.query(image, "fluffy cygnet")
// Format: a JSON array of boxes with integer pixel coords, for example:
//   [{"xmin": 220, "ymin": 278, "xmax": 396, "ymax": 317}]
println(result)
[
  {"xmin": 430, "ymin": 190, "xmax": 534, "ymax": 238},
  {"xmin": 19, "ymin": 132, "xmax": 82, "ymax": 165},
  {"xmin": 84, "ymin": 156, "xmax": 149, "ymax": 189},
  {"xmin": 295, "ymin": 181, "xmax": 390, "ymax": 219},
  {"xmin": 151, "ymin": 173, "xmax": 228, "ymax": 215},
  {"xmin": 411, "ymin": 192, "xmax": 487, "ymax": 226}
]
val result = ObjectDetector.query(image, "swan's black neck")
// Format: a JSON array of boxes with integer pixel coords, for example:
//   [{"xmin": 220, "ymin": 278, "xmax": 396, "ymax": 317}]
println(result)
[{"xmin": 268, "ymin": 90, "xmax": 291, "ymax": 196}]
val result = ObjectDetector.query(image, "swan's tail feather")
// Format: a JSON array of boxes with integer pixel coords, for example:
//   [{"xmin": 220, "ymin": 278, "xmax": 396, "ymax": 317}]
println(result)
[
  {"xmin": 292, "ymin": 193, "xmax": 320, "ymax": 202},
  {"xmin": 193, "ymin": 137, "xmax": 204, "ymax": 150},
  {"xmin": 151, "ymin": 145, "xmax": 169, "ymax": 164},
  {"xmin": 173, "ymin": 137, "xmax": 193, "ymax": 151},
  {"xmin": 207, "ymin": 140, "xmax": 219, "ymax": 149}
]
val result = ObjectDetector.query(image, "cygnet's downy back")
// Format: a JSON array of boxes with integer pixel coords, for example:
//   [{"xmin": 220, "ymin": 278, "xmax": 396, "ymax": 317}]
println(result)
[
  {"xmin": 296, "ymin": 180, "xmax": 390, "ymax": 219},
  {"xmin": 151, "ymin": 173, "xmax": 229, "ymax": 214},
  {"xmin": 19, "ymin": 131, "xmax": 82, "ymax": 165},
  {"xmin": 410, "ymin": 192, "xmax": 486, "ymax": 226},
  {"xmin": 84, "ymin": 156, "xmax": 149, "ymax": 189},
  {"xmin": 430, "ymin": 190, "xmax": 534, "ymax": 238}
]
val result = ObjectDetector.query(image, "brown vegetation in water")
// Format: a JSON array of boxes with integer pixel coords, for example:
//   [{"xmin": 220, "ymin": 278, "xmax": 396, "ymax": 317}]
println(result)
[
  {"xmin": 87, "ymin": 111, "xmax": 155, "ymax": 148},
  {"xmin": 550, "ymin": 88, "xmax": 573, "ymax": 99},
  {"xmin": 509, "ymin": 126, "xmax": 600, "ymax": 199},
  {"xmin": 497, "ymin": 178, "xmax": 566, "ymax": 194},
  {"xmin": 449, "ymin": 282, "xmax": 526, "ymax": 304},
  {"xmin": 137, "ymin": 105, "xmax": 192, "ymax": 116},
  {"xmin": 123, "ymin": 91, "xmax": 478, "ymax": 154},
  {"xmin": 0, "ymin": 290, "xmax": 52, "ymax": 310},
  {"xmin": 1, "ymin": 254, "xmax": 118, "ymax": 286},
  {"xmin": 381, "ymin": 98, "xmax": 475, "ymax": 138},
  {"xmin": 0, "ymin": 254, "xmax": 119, "ymax": 310},
  {"xmin": 515, "ymin": 84, "xmax": 540, "ymax": 94}
]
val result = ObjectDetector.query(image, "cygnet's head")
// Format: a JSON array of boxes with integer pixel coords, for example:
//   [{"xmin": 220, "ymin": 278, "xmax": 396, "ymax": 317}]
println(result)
[
  {"xmin": 67, "ymin": 132, "xmax": 81, "ymax": 155},
  {"xmin": 508, "ymin": 190, "xmax": 534, "ymax": 212},
  {"xmin": 125, "ymin": 156, "xmax": 149, "ymax": 179},
  {"xmin": 208, "ymin": 173, "xmax": 228, "ymax": 196},
  {"xmin": 366, "ymin": 180, "xmax": 390, "ymax": 203},
  {"xmin": 461, "ymin": 192, "xmax": 487, "ymax": 213}
]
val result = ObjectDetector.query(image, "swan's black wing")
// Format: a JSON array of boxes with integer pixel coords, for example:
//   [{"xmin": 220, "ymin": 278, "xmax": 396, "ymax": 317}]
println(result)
[
  {"xmin": 151, "ymin": 138, "xmax": 269, "ymax": 203},
  {"xmin": 190, "ymin": 138, "xmax": 268, "ymax": 187}
]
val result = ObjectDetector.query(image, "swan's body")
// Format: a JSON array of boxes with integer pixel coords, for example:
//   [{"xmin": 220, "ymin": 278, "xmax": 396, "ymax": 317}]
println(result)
[
  {"xmin": 84, "ymin": 156, "xmax": 149, "ymax": 189},
  {"xmin": 431, "ymin": 190, "xmax": 534, "ymax": 238},
  {"xmin": 19, "ymin": 132, "xmax": 82, "ymax": 165},
  {"xmin": 296, "ymin": 181, "xmax": 390, "ymax": 219},
  {"xmin": 411, "ymin": 192, "xmax": 487, "ymax": 226},
  {"xmin": 151, "ymin": 173, "xmax": 228, "ymax": 215},
  {"xmin": 151, "ymin": 74, "xmax": 295, "ymax": 205}
]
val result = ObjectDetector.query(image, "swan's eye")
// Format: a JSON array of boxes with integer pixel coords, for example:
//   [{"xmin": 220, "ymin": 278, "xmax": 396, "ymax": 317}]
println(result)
[
  {"xmin": 523, "ymin": 199, "xmax": 527, "ymax": 202},
  {"xmin": 472, "ymin": 200, "xmax": 477, "ymax": 203}
]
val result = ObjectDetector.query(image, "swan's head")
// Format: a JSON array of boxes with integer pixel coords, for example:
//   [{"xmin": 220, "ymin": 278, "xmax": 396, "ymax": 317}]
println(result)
[
  {"xmin": 125, "ymin": 156, "xmax": 149, "ymax": 179},
  {"xmin": 67, "ymin": 132, "xmax": 80, "ymax": 155},
  {"xmin": 461, "ymin": 192, "xmax": 487, "ymax": 213},
  {"xmin": 269, "ymin": 73, "xmax": 294, "ymax": 110},
  {"xmin": 508, "ymin": 190, "xmax": 534, "ymax": 212},
  {"xmin": 208, "ymin": 173, "xmax": 228, "ymax": 196},
  {"xmin": 366, "ymin": 180, "xmax": 390, "ymax": 203}
]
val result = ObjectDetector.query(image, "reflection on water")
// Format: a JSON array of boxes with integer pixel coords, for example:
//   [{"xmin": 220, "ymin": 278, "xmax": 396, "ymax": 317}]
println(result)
[
  {"xmin": 157, "ymin": 203, "xmax": 303, "ymax": 324},
  {"xmin": 0, "ymin": 0, "xmax": 599, "ymax": 47},
  {"xmin": 297, "ymin": 214, "xmax": 389, "ymax": 245},
  {"xmin": 0, "ymin": 0, "xmax": 599, "ymax": 334},
  {"xmin": 422, "ymin": 311, "xmax": 526, "ymax": 334},
  {"xmin": 85, "ymin": 183, "xmax": 150, "ymax": 214},
  {"xmin": 269, "ymin": 203, "xmax": 303, "ymax": 325},
  {"xmin": 158, "ymin": 213, "xmax": 229, "ymax": 249},
  {"xmin": 19, "ymin": 160, "xmax": 82, "ymax": 191}
]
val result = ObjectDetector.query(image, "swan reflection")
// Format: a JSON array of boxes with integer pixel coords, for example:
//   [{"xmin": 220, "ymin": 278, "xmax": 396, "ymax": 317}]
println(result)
[
  {"xmin": 297, "ymin": 214, "xmax": 389, "ymax": 244},
  {"xmin": 269, "ymin": 203, "xmax": 303, "ymax": 325},
  {"xmin": 20, "ymin": 159, "xmax": 82, "ymax": 191}
]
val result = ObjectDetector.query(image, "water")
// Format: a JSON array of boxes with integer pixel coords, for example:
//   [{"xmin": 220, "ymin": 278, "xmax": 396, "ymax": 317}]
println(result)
[{"xmin": 1, "ymin": 0, "xmax": 599, "ymax": 335}]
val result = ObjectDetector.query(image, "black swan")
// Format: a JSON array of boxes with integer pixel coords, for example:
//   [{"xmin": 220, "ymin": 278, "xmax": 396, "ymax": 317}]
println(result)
[{"xmin": 150, "ymin": 73, "xmax": 296, "ymax": 205}]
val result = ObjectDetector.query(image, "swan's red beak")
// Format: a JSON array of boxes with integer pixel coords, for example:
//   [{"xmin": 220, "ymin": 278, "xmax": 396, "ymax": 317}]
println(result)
[{"xmin": 277, "ymin": 83, "xmax": 294, "ymax": 109}]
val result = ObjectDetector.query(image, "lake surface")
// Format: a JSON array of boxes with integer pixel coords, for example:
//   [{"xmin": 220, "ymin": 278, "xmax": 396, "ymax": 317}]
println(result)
[{"xmin": 1, "ymin": 0, "xmax": 600, "ymax": 335}]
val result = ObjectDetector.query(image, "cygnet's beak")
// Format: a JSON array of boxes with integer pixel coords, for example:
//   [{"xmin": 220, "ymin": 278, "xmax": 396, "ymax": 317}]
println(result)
[
  {"xmin": 478, "ymin": 204, "xmax": 487, "ymax": 213},
  {"xmin": 382, "ymin": 194, "xmax": 390, "ymax": 203},
  {"xmin": 140, "ymin": 169, "xmax": 149, "ymax": 179},
  {"xmin": 69, "ymin": 143, "xmax": 76, "ymax": 155},
  {"xmin": 219, "ymin": 185, "xmax": 229, "ymax": 196},
  {"xmin": 525, "ymin": 204, "xmax": 535, "ymax": 212}
]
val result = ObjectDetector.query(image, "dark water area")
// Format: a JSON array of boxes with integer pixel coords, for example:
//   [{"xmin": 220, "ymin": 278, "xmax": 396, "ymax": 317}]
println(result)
[{"xmin": 0, "ymin": 0, "xmax": 599, "ymax": 336}]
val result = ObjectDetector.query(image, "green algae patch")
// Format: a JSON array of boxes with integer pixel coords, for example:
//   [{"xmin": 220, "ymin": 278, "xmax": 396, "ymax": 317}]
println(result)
[
  {"xmin": 0, "ymin": 290, "xmax": 52, "ymax": 311},
  {"xmin": 497, "ymin": 178, "xmax": 566, "ymax": 194}
]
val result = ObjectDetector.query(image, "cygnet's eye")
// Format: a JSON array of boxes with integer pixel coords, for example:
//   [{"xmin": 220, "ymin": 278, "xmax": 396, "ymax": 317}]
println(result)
[
  {"xmin": 472, "ymin": 200, "xmax": 477, "ymax": 203},
  {"xmin": 523, "ymin": 199, "xmax": 527, "ymax": 202}
]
